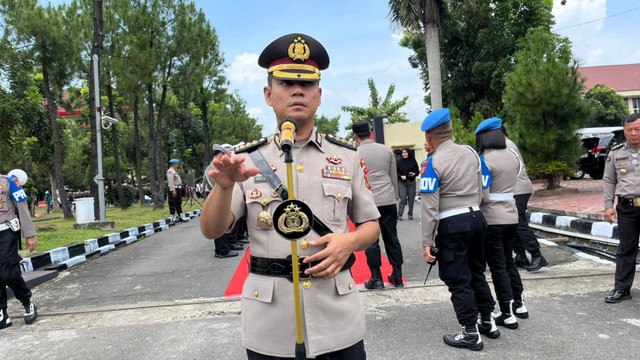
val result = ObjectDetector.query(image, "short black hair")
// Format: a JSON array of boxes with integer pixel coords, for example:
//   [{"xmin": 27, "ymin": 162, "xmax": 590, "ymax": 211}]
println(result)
[
  {"xmin": 624, "ymin": 113, "xmax": 640, "ymax": 124},
  {"xmin": 476, "ymin": 129, "xmax": 506, "ymax": 152}
]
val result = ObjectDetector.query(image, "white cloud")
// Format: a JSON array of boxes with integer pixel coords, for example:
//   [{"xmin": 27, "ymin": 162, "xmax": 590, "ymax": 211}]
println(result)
[
  {"xmin": 585, "ymin": 47, "xmax": 606, "ymax": 65},
  {"xmin": 247, "ymin": 107, "xmax": 263, "ymax": 119},
  {"xmin": 227, "ymin": 52, "xmax": 263, "ymax": 85}
]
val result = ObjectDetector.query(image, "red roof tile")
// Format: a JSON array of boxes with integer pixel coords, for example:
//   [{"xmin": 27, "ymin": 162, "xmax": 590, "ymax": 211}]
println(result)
[{"xmin": 579, "ymin": 63, "xmax": 640, "ymax": 92}]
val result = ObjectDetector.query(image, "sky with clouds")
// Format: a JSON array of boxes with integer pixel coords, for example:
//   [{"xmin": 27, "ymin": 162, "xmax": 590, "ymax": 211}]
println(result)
[
  {"xmin": 32, "ymin": 1, "xmax": 634, "ymax": 134},
  {"xmin": 194, "ymin": 0, "xmax": 638, "ymax": 136}
]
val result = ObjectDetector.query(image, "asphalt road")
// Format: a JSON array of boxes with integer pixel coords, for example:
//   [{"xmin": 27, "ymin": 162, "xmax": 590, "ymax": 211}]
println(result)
[{"xmin": 2, "ymin": 210, "xmax": 639, "ymax": 359}]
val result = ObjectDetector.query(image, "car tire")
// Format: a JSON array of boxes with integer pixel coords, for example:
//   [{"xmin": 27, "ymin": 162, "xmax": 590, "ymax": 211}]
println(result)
[
  {"xmin": 569, "ymin": 170, "xmax": 585, "ymax": 180},
  {"xmin": 588, "ymin": 171, "xmax": 603, "ymax": 180}
]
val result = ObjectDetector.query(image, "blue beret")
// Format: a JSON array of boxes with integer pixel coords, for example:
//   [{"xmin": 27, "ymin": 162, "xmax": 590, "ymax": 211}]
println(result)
[
  {"xmin": 475, "ymin": 117, "xmax": 502, "ymax": 135},
  {"xmin": 169, "ymin": 159, "xmax": 180, "ymax": 165},
  {"xmin": 421, "ymin": 108, "xmax": 451, "ymax": 132}
]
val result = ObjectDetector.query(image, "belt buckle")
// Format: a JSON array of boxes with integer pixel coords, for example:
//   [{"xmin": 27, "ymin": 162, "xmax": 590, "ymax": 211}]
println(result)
[
  {"xmin": 633, "ymin": 198, "xmax": 640, "ymax": 207},
  {"xmin": 290, "ymin": 256, "xmax": 312, "ymax": 282}
]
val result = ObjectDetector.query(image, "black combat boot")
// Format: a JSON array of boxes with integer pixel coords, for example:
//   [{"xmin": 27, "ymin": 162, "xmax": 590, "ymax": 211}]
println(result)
[
  {"xmin": 525, "ymin": 255, "xmax": 548, "ymax": 272},
  {"xmin": 493, "ymin": 301, "xmax": 518, "ymax": 329},
  {"xmin": 364, "ymin": 268, "xmax": 384, "ymax": 289},
  {"xmin": 513, "ymin": 293, "xmax": 529, "ymax": 319},
  {"xmin": 23, "ymin": 300, "xmax": 38, "ymax": 325},
  {"xmin": 477, "ymin": 313, "xmax": 500, "ymax": 339},
  {"xmin": 0, "ymin": 308, "xmax": 12, "ymax": 330},
  {"xmin": 443, "ymin": 324, "xmax": 484, "ymax": 351},
  {"xmin": 387, "ymin": 266, "xmax": 404, "ymax": 288},
  {"xmin": 514, "ymin": 252, "xmax": 530, "ymax": 268}
]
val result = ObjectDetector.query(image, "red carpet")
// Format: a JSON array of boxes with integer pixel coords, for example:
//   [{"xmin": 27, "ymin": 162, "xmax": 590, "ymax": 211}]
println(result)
[{"xmin": 223, "ymin": 221, "xmax": 405, "ymax": 297}]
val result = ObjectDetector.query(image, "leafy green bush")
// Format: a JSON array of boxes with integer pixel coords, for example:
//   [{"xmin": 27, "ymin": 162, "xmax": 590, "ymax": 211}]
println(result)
[
  {"xmin": 105, "ymin": 184, "xmax": 137, "ymax": 208},
  {"xmin": 527, "ymin": 161, "xmax": 572, "ymax": 189}
]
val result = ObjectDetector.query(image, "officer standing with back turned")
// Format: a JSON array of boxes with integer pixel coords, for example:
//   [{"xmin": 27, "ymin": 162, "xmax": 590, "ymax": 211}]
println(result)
[
  {"xmin": 1, "ymin": 169, "xmax": 38, "ymax": 330},
  {"xmin": 604, "ymin": 113, "xmax": 640, "ymax": 304},
  {"xmin": 420, "ymin": 108, "xmax": 496, "ymax": 351},
  {"xmin": 200, "ymin": 33, "xmax": 380, "ymax": 359}
]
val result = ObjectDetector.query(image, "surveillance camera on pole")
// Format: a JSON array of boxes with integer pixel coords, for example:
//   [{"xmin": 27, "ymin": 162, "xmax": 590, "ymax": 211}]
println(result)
[{"xmin": 101, "ymin": 115, "xmax": 119, "ymax": 129}]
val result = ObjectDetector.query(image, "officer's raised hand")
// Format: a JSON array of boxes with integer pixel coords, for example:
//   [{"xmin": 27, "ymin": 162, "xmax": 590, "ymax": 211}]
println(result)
[{"xmin": 209, "ymin": 153, "xmax": 260, "ymax": 188}]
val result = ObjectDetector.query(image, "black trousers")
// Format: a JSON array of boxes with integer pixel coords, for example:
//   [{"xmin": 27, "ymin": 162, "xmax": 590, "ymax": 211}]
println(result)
[
  {"xmin": 0, "ymin": 229, "xmax": 31, "ymax": 309},
  {"xmin": 230, "ymin": 215, "xmax": 248, "ymax": 244},
  {"xmin": 485, "ymin": 224, "xmax": 524, "ymax": 307},
  {"xmin": 614, "ymin": 201, "xmax": 640, "ymax": 291},
  {"xmin": 397, "ymin": 181, "xmax": 416, "ymax": 217},
  {"xmin": 436, "ymin": 210, "xmax": 495, "ymax": 326},
  {"xmin": 365, "ymin": 204, "xmax": 403, "ymax": 270},
  {"xmin": 168, "ymin": 187, "xmax": 183, "ymax": 215},
  {"xmin": 513, "ymin": 194, "xmax": 541, "ymax": 258},
  {"xmin": 246, "ymin": 339, "xmax": 365, "ymax": 360}
]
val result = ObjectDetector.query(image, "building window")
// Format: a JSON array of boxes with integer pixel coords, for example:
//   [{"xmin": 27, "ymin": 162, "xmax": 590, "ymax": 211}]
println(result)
[{"xmin": 633, "ymin": 98, "xmax": 640, "ymax": 113}]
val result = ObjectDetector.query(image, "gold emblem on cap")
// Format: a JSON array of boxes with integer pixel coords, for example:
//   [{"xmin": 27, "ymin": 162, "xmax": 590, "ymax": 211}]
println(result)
[
  {"xmin": 620, "ymin": 168, "xmax": 627, "ymax": 175},
  {"xmin": 288, "ymin": 36, "xmax": 310, "ymax": 62},
  {"xmin": 248, "ymin": 188, "xmax": 262, "ymax": 199},
  {"xmin": 303, "ymin": 279, "xmax": 312, "ymax": 289},
  {"xmin": 257, "ymin": 211, "xmax": 273, "ymax": 230},
  {"xmin": 277, "ymin": 203, "xmax": 310, "ymax": 234},
  {"xmin": 297, "ymin": 164, "xmax": 305, "ymax": 173},
  {"xmin": 301, "ymin": 239, "xmax": 310, "ymax": 249}
]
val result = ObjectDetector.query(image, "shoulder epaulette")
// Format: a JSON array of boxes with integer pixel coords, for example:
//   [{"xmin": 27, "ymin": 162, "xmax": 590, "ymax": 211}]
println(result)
[
  {"xmin": 235, "ymin": 136, "xmax": 270, "ymax": 154},
  {"xmin": 611, "ymin": 143, "xmax": 624, "ymax": 151},
  {"xmin": 324, "ymin": 133, "xmax": 357, "ymax": 151}
]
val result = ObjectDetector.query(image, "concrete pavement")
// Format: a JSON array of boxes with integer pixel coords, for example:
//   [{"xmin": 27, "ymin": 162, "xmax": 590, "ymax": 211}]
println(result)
[{"xmin": 3, "ymin": 190, "xmax": 639, "ymax": 359}]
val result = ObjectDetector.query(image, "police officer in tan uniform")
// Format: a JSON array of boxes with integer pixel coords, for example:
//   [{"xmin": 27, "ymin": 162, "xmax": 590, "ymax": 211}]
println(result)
[
  {"xmin": 604, "ymin": 113, "xmax": 640, "ymax": 304},
  {"xmin": 0, "ymin": 170, "xmax": 38, "ymax": 330},
  {"xmin": 166, "ymin": 159, "xmax": 187, "ymax": 222},
  {"xmin": 352, "ymin": 121, "xmax": 405, "ymax": 289},
  {"xmin": 504, "ymin": 129, "xmax": 548, "ymax": 272},
  {"xmin": 475, "ymin": 118, "xmax": 526, "ymax": 330},
  {"xmin": 200, "ymin": 33, "xmax": 380, "ymax": 359},
  {"xmin": 420, "ymin": 109, "xmax": 495, "ymax": 351}
]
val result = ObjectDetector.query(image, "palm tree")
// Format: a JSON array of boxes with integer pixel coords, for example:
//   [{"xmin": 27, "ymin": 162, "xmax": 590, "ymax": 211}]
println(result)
[{"xmin": 388, "ymin": 0, "xmax": 445, "ymax": 110}]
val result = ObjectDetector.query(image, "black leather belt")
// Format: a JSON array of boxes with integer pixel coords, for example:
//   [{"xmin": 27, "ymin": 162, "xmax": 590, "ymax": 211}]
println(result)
[
  {"xmin": 618, "ymin": 196, "xmax": 640, "ymax": 207},
  {"xmin": 249, "ymin": 254, "xmax": 356, "ymax": 281}
]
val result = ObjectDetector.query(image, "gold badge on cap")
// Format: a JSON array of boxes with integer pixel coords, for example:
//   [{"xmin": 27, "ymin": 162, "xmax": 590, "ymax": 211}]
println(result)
[
  {"xmin": 257, "ymin": 211, "xmax": 273, "ymax": 230},
  {"xmin": 288, "ymin": 36, "xmax": 310, "ymax": 62},
  {"xmin": 248, "ymin": 188, "xmax": 262, "ymax": 199},
  {"xmin": 620, "ymin": 168, "xmax": 627, "ymax": 175}
]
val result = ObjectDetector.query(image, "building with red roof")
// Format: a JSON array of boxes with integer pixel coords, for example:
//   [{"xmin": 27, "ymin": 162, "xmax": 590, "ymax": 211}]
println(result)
[{"xmin": 579, "ymin": 63, "xmax": 640, "ymax": 114}]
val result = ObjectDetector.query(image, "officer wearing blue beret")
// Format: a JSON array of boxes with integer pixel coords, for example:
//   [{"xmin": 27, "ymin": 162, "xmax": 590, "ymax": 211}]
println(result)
[
  {"xmin": 420, "ymin": 108, "xmax": 496, "ymax": 350},
  {"xmin": 475, "ymin": 117, "xmax": 527, "ymax": 330}
]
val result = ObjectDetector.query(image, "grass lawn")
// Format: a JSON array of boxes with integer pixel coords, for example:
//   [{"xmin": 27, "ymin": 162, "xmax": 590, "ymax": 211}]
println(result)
[{"xmin": 24, "ymin": 202, "xmax": 202, "ymax": 254}]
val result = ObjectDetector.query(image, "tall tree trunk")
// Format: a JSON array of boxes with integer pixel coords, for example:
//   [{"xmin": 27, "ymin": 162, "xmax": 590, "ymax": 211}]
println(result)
[
  {"xmin": 424, "ymin": 21, "xmax": 443, "ymax": 110},
  {"xmin": 201, "ymin": 94, "xmax": 212, "ymax": 171},
  {"xmin": 147, "ymin": 82, "xmax": 160, "ymax": 209},
  {"xmin": 107, "ymin": 80, "xmax": 126, "ymax": 209},
  {"xmin": 42, "ymin": 66, "xmax": 72, "ymax": 219},
  {"xmin": 50, "ymin": 175, "xmax": 60, "ymax": 211},
  {"xmin": 152, "ymin": 61, "xmax": 173, "ymax": 211},
  {"xmin": 133, "ymin": 94, "xmax": 145, "ymax": 206}
]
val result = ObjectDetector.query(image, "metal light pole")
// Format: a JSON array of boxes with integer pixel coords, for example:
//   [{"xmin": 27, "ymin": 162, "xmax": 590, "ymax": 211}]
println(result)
[{"xmin": 93, "ymin": 54, "xmax": 106, "ymax": 222}]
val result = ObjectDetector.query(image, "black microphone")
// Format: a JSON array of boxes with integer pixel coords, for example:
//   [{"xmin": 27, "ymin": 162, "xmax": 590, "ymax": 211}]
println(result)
[{"xmin": 279, "ymin": 117, "xmax": 298, "ymax": 152}]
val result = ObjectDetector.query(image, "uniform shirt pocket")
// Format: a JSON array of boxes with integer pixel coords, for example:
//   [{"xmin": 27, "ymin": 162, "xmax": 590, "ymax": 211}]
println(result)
[
  {"xmin": 334, "ymin": 270, "xmax": 357, "ymax": 296},
  {"xmin": 321, "ymin": 182, "xmax": 352, "ymax": 225},
  {"xmin": 242, "ymin": 276, "xmax": 275, "ymax": 303},
  {"xmin": 245, "ymin": 189, "xmax": 281, "ymax": 231}
]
